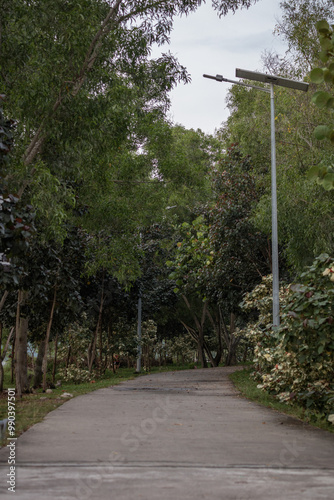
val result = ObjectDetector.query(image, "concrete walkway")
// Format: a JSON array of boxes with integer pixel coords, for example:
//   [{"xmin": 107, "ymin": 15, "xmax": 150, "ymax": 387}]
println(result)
[{"xmin": 0, "ymin": 367, "xmax": 334, "ymax": 499}]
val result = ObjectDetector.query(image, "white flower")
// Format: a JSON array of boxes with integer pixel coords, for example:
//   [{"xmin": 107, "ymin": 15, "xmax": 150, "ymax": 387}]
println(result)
[
  {"xmin": 323, "ymin": 268, "xmax": 330, "ymax": 276},
  {"xmin": 328, "ymin": 415, "xmax": 334, "ymax": 424}
]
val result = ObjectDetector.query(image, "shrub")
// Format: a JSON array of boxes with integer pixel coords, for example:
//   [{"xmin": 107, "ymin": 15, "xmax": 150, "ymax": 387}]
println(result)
[
  {"xmin": 240, "ymin": 254, "xmax": 334, "ymax": 421},
  {"xmin": 57, "ymin": 365, "xmax": 92, "ymax": 384}
]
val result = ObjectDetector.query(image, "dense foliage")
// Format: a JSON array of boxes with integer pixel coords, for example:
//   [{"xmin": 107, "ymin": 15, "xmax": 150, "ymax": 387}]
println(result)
[
  {"xmin": 240, "ymin": 254, "xmax": 334, "ymax": 421},
  {"xmin": 308, "ymin": 19, "xmax": 334, "ymax": 190}
]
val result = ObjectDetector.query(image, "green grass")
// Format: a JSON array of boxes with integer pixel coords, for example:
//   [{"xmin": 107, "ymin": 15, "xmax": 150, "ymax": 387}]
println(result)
[{"xmin": 230, "ymin": 368, "xmax": 334, "ymax": 433}]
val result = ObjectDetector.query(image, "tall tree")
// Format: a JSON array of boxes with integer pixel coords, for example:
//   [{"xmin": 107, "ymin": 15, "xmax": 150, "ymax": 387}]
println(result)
[
  {"xmin": 1, "ymin": 0, "xmax": 259, "ymax": 390},
  {"xmin": 220, "ymin": 49, "xmax": 334, "ymax": 271},
  {"xmin": 274, "ymin": 0, "xmax": 334, "ymax": 73},
  {"xmin": 1, "ymin": 0, "xmax": 254, "ymax": 271},
  {"xmin": 308, "ymin": 19, "xmax": 334, "ymax": 190},
  {"xmin": 1, "ymin": 0, "xmax": 257, "ymax": 169}
]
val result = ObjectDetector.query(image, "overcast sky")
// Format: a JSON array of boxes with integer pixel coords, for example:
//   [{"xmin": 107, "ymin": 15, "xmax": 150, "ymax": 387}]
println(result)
[{"xmin": 152, "ymin": 0, "xmax": 289, "ymax": 135}]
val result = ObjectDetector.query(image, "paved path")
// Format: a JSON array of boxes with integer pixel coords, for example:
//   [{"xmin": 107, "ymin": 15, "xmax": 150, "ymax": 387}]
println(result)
[{"xmin": 0, "ymin": 367, "xmax": 334, "ymax": 499}]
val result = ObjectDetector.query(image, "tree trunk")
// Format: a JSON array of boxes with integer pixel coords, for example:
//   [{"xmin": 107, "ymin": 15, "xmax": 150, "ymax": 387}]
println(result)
[
  {"xmin": 52, "ymin": 333, "xmax": 58, "ymax": 385},
  {"xmin": 0, "ymin": 361, "xmax": 3, "ymax": 394},
  {"xmin": 11, "ymin": 335, "xmax": 15, "ymax": 384},
  {"xmin": 181, "ymin": 296, "xmax": 210, "ymax": 368},
  {"xmin": 0, "ymin": 291, "xmax": 8, "ymax": 312},
  {"xmin": 225, "ymin": 313, "xmax": 239, "ymax": 366},
  {"xmin": 0, "ymin": 323, "xmax": 3, "ymax": 393},
  {"xmin": 65, "ymin": 345, "xmax": 71, "ymax": 375},
  {"xmin": 147, "ymin": 346, "xmax": 151, "ymax": 372},
  {"xmin": 203, "ymin": 338, "xmax": 216, "ymax": 367},
  {"xmin": 42, "ymin": 287, "xmax": 57, "ymax": 391},
  {"xmin": 206, "ymin": 307, "xmax": 224, "ymax": 367},
  {"xmin": 88, "ymin": 276, "xmax": 104, "ymax": 373},
  {"xmin": 111, "ymin": 352, "xmax": 115, "ymax": 374},
  {"xmin": 197, "ymin": 336, "xmax": 207, "ymax": 368},
  {"xmin": 225, "ymin": 348, "xmax": 238, "ymax": 366},
  {"xmin": 99, "ymin": 318, "xmax": 103, "ymax": 374},
  {"xmin": 105, "ymin": 324, "xmax": 111, "ymax": 371},
  {"xmin": 0, "ymin": 324, "xmax": 12, "ymax": 392},
  {"xmin": 15, "ymin": 290, "xmax": 29, "ymax": 397},
  {"xmin": 33, "ymin": 339, "xmax": 46, "ymax": 388}
]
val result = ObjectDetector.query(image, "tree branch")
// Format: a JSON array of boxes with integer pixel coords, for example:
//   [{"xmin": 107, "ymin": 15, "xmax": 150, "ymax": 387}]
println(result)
[
  {"xmin": 0, "ymin": 291, "xmax": 8, "ymax": 313},
  {"xmin": 111, "ymin": 179, "xmax": 171, "ymax": 185},
  {"xmin": 21, "ymin": 0, "xmax": 124, "ymax": 178},
  {"xmin": 1, "ymin": 327, "xmax": 14, "ymax": 362}
]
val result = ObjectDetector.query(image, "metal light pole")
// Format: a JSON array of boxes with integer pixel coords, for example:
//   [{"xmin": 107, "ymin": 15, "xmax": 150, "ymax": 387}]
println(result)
[
  {"xmin": 136, "ymin": 231, "xmax": 143, "ymax": 373},
  {"xmin": 269, "ymin": 82, "xmax": 280, "ymax": 327},
  {"xmin": 203, "ymin": 69, "xmax": 308, "ymax": 327},
  {"xmin": 136, "ymin": 292, "xmax": 142, "ymax": 373}
]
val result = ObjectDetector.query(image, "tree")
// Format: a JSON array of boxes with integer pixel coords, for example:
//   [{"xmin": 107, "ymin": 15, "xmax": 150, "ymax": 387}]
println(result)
[
  {"xmin": 204, "ymin": 146, "xmax": 270, "ymax": 308},
  {"xmin": 1, "ymin": 99, "xmax": 36, "ymax": 396},
  {"xmin": 0, "ymin": 98, "xmax": 36, "ymax": 287},
  {"xmin": 2, "ymin": 1, "xmax": 259, "ymax": 273},
  {"xmin": 167, "ymin": 147, "xmax": 270, "ymax": 365},
  {"xmin": 308, "ymin": 19, "xmax": 334, "ymax": 190},
  {"xmin": 2, "ymin": 0, "xmax": 257, "ymax": 168},
  {"xmin": 220, "ymin": 48, "xmax": 334, "ymax": 271},
  {"xmin": 202, "ymin": 147, "xmax": 271, "ymax": 363},
  {"xmin": 1, "ymin": 0, "xmax": 260, "ymax": 390},
  {"xmin": 274, "ymin": 0, "xmax": 334, "ymax": 73}
]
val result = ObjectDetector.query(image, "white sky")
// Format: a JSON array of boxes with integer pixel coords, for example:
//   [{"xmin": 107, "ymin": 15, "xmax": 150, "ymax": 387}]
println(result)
[{"xmin": 152, "ymin": 0, "xmax": 289, "ymax": 135}]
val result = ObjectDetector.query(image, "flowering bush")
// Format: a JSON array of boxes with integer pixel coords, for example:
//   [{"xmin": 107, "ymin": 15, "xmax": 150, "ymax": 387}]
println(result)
[
  {"xmin": 240, "ymin": 254, "xmax": 334, "ymax": 420},
  {"xmin": 238, "ymin": 274, "xmax": 290, "ymax": 381},
  {"xmin": 164, "ymin": 336, "xmax": 197, "ymax": 364},
  {"xmin": 58, "ymin": 365, "xmax": 93, "ymax": 384},
  {"xmin": 57, "ymin": 320, "xmax": 91, "ymax": 368}
]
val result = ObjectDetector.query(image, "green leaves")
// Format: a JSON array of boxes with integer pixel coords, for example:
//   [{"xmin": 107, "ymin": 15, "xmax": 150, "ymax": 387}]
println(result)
[
  {"xmin": 322, "ymin": 173, "xmax": 334, "ymax": 190},
  {"xmin": 241, "ymin": 254, "xmax": 334, "ymax": 417},
  {"xmin": 167, "ymin": 147, "xmax": 270, "ymax": 313},
  {"xmin": 307, "ymin": 164, "xmax": 334, "ymax": 190},
  {"xmin": 166, "ymin": 214, "xmax": 211, "ymax": 299},
  {"xmin": 0, "ymin": 105, "xmax": 37, "ymax": 287},
  {"xmin": 314, "ymin": 124, "xmax": 332, "ymax": 140},
  {"xmin": 316, "ymin": 19, "xmax": 330, "ymax": 34},
  {"xmin": 308, "ymin": 18, "xmax": 334, "ymax": 189},
  {"xmin": 311, "ymin": 91, "xmax": 334, "ymax": 109},
  {"xmin": 310, "ymin": 68, "xmax": 325, "ymax": 84},
  {"xmin": 310, "ymin": 62, "xmax": 334, "ymax": 86}
]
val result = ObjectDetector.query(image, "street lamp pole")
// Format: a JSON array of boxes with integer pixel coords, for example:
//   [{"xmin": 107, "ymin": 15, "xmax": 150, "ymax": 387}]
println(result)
[
  {"xmin": 136, "ymin": 292, "xmax": 142, "ymax": 373},
  {"xmin": 136, "ymin": 232, "xmax": 143, "ymax": 373},
  {"xmin": 269, "ymin": 82, "xmax": 280, "ymax": 327},
  {"xmin": 203, "ymin": 69, "xmax": 308, "ymax": 327}
]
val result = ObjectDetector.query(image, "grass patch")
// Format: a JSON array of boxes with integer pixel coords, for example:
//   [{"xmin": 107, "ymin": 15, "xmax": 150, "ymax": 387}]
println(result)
[
  {"xmin": 0, "ymin": 363, "xmax": 195, "ymax": 446},
  {"xmin": 230, "ymin": 368, "xmax": 334, "ymax": 433}
]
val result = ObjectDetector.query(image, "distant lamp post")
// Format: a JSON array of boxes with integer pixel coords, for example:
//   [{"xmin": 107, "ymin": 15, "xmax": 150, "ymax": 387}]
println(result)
[
  {"xmin": 136, "ymin": 290, "xmax": 142, "ymax": 373},
  {"xmin": 203, "ymin": 69, "xmax": 308, "ymax": 327},
  {"xmin": 136, "ymin": 232, "xmax": 143, "ymax": 374}
]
